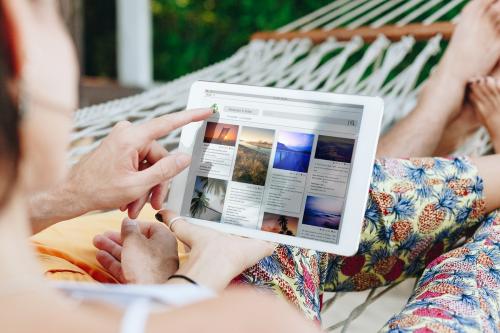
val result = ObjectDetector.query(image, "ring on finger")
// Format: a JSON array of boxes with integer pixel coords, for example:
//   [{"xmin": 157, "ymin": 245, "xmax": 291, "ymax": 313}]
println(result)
[{"xmin": 167, "ymin": 216, "xmax": 184, "ymax": 230}]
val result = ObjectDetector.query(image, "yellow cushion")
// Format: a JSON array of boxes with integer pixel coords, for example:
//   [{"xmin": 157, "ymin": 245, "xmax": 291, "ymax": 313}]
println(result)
[{"xmin": 31, "ymin": 205, "xmax": 189, "ymax": 283}]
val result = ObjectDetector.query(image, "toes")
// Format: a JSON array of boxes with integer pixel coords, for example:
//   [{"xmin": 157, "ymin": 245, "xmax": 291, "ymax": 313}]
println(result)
[
  {"xmin": 469, "ymin": 78, "xmax": 489, "ymax": 112},
  {"xmin": 485, "ymin": 76, "xmax": 497, "ymax": 95},
  {"xmin": 477, "ymin": 77, "xmax": 490, "ymax": 95},
  {"xmin": 482, "ymin": 76, "xmax": 500, "ymax": 107},
  {"xmin": 494, "ymin": 76, "xmax": 500, "ymax": 92},
  {"xmin": 468, "ymin": 75, "xmax": 500, "ymax": 122},
  {"xmin": 470, "ymin": 77, "xmax": 488, "ymax": 100},
  {"xmin": 491, "ymin": 61, "xmax": 500, "ymax": 79}
]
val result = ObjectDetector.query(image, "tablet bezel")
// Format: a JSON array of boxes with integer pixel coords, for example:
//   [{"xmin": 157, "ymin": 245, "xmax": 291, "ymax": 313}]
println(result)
[{"xmin": 167, "ymin": 81, "xmax": 383, "ymax": 255}]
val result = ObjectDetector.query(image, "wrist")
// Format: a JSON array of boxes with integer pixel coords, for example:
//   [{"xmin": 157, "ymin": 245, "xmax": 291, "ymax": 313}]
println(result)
[
  {"xmin": 58, "ymin": 176, "xmax": 90, "ymax": 217},
  {"xmin": 167, "ymin": 274, "xmax": 198, "ymax": 285},
  {"xmin": 174, "ymin": 253, "xmax": 233, "ymax": 291},
  {"xmin": 29, "ymin": 178, "xmax": 89, "ymax": 233}
]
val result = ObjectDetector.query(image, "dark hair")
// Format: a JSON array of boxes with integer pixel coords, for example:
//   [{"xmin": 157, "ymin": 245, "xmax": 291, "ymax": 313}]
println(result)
[{"xmin": 0, "ymin": 2, "xmax": 21, "ymax": 209}]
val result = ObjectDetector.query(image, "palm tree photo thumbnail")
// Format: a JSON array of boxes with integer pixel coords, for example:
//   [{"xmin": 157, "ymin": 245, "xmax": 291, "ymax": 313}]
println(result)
[
  {"xmin": 261, "ymin": 212, "xmax": 299, "ymax": 236},
  {"xmin": 190, "ymin": 176, "xmax": 228, "ymax": 222}
]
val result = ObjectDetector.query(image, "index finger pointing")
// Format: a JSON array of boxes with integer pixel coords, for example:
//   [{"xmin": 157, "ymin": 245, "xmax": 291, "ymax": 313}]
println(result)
[{"xmin": 137, "ymin": 108, "xmax": 214, "ymax": 143}]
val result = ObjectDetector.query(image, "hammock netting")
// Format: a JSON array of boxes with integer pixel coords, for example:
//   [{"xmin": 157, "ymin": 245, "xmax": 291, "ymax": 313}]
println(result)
[{"xmin": 71, "ymin": 0, "xmax": 487, "ymax": 330}]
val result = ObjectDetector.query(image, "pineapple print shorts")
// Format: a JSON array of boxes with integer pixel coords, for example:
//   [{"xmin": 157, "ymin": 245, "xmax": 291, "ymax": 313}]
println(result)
[{"xmin": 236, "ymin": 156, "xmax": 500, "ymax": 332}]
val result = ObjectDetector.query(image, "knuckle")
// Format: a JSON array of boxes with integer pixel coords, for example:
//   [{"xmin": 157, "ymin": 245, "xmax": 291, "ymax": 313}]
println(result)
[
  {"xmin": 115, "ymin": 120, "xmax": 132, "ymax": 129},
  {"xmin": 157, "ymin": 160, "xmax": 173, "ymax": 180}
]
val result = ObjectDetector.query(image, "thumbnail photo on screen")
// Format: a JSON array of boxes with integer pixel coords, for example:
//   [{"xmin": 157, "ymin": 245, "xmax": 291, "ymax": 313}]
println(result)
[
  {"xmin": 232, "ymin": 127, "xmax": 275, "ymax": 186},
  {"xmin": 190, "ymin": 176, "xmax": 228, "ymax": 222},
  {"xmin": 273, "ymin": 131, "xmax": 315, "ymax": 173}
]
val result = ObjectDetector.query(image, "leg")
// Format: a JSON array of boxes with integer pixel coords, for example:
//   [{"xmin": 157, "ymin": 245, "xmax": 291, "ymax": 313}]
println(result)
[
  {"xmin": 237, "ymin": 156, "xmax": 490, "ymax": 321},
  {"xmin": 381, "ymin": 210, "xmax": 500, "ymax": 332},
  {"xmin": 433, "ymin": 101, "xmax": 481, "ymax": 156},
  {"xmin": 321, "ymin": 156, "xmax": 487, "ymax": 293},
  {"xmin": 378, "ymin": 0, "xmax": 500, "ymax": 157},
  {"xmin": 435, "ymin": 67, "xmax": 500, "ymax": 156},
  {"xmin": 471, "ymin": 154, "xmax": 500, "ymax": 213},
  {"xmin": 469, "ymin": 76, "xmax": 500, "ymax": 153},
  {"xmin": 235, "ymin": 245, "xmax": 326, "ymax": 322}
]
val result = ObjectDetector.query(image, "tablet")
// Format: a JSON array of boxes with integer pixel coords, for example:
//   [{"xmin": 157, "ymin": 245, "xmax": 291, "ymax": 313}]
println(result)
[{"xmin": 167, "ymin": 81, "xmax": 383, "ymax": 255}]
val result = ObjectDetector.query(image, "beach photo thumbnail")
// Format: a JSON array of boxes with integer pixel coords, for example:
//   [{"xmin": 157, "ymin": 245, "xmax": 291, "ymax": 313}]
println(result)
[
  {"xmin": 261, "ymin": 212, "xmax": 299, "ymax": 236},
  {"xmin": 273, "ymin": 131, "xmax": 314, "ymax": 173},
  {"xmin": 232, "ymin": 127, "xmax": 275, "ymax": 186},
  {"xmin": 203, "ymin": 122, "xmax": 239, "ymax": 146},
  {"xmin": 302, "ymin": 195, "xmax": 343, "ymax": 230},
  {"xmin": 315, "ymin": 135, "xmax": 355, "ymax": 163},
  {"xmin": 190, "ymin": 176, "xmax": 227, "ymax": 222}
]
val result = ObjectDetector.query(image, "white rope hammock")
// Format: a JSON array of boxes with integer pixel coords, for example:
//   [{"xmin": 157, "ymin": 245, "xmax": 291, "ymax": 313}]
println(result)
[{"xmin": 71, "ymin": 0, "xmax": 490, "ymax": 330}]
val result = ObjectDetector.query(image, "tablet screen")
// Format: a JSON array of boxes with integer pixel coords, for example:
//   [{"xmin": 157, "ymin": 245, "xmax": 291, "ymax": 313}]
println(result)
[{"xmin": 180, "ymin": 89, "xmax": 363, "ymax": 244}]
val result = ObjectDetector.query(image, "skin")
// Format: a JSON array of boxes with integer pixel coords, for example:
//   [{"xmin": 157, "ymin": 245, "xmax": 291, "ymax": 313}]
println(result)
[
  {"xmin": 94, "ymin": 213, "xmax": 277, "ymax": 291},
  {"xmin": 0, "ymin": 1, "xmax": 320, "ymax": 333},
  {"xmin": 29, "ymin": 107, "xmax": 212, "ymax": 233},
  {"xmin": 377, "ymin": 0, "xmax": 500, "ymax": 158},
  {"xmin": 374, "ymin": 0, "xmax": 500, "ymax": 213},
  {"xmin": 92, "ymin": 0, "xmax": 500, "ymax": 286},
  {"xmin": 432, "ymin": 58, "xmax": 500, "ymax": 155},
  {"xmin": 469, "ymin": 76, "xmax": 500, "ymax": 152},
  {"xmin": 3, "ymin": 0, "xmax": 500, "ymax": 332}
]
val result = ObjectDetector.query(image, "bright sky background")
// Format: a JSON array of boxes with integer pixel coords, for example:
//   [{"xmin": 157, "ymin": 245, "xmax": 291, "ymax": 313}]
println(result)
[
  {"xmin": 240, "ymin": 126, "xmax": 275, "ymax": 143},
  {"xmin": 278, "ymin": 131, "xmax": 314, "ymax": 150},
  {"xmin": 306, "ymin": 196, "xmax": 343, "ymax": 214}
]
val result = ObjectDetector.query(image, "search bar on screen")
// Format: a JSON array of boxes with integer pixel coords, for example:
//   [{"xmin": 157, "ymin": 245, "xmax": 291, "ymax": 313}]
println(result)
[{"xmin": 262, "ymin": 110, "xmax": 358, "ymax": 128}]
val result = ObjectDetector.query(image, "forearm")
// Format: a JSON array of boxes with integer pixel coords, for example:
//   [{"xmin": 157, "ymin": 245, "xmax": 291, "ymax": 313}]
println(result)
[
  {"xmin": 28, "ymin": 180, "xmax": 88, "ymax": 234},
  {"xmin": 377, "ymin": 56, "xmax": 468, "ymax": 157}
]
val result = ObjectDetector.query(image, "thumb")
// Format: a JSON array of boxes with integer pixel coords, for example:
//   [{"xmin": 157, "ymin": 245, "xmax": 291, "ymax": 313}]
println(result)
[
  {"xmin": 158, "ymin": 210, "xmax": 201, "ymax": 247},
  {"xmin": 121, "ymin": 218, "xmax": 142, "ymax": 242},
  {"xmin": 138, "ymin": 153, "xmax": 191, "ymax": 186}
]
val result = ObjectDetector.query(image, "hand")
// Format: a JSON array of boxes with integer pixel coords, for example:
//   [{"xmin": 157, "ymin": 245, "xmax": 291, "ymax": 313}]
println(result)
[
  {"xmin": 158, "ymin": 210, "xmax": 277, "ymax": 291},
  {"xmin": 93, "ymin": 218, "xmax": 179, "ymax": 284},
  {"xmin": 67, "ymin": 108, "xmax": 213, "ymax": 218}
]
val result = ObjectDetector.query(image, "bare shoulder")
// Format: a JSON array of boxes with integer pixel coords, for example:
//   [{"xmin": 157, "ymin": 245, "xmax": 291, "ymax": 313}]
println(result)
[{"xmin": 148, "ymin": 287, "xmax": 321, "ymax": 333}]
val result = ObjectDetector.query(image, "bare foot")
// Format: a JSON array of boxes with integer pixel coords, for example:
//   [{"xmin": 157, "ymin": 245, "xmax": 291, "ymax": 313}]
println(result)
[
  {"xmin": 440, "ymin": 0, "xmax": 500, "ymax": 83},
  {"xmin": 469, "ymin": 76, "xmax": 500, "ymax": 152},
  {"xmin": 379, "ymin": 1, "xmax": 500, "ymax": 157},
  {"xmin": 427, "ymin": 0, "xmax": 500, "ymax": 156},
  {"xmin": 433, "ymin": 101, "xmax": 481, "ymax": 156}
]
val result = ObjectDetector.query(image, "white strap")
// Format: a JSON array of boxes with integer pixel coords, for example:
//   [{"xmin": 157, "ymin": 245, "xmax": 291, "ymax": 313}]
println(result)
[{"xmin": 121, "ymin": 298, "xmax": 151, "ymax": 333}]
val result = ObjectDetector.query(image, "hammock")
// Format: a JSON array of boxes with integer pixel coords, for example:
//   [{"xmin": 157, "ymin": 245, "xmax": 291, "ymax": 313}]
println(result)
[{"xmin": 71, "ymin": 0, "xmax": 487, "ymax": 331}]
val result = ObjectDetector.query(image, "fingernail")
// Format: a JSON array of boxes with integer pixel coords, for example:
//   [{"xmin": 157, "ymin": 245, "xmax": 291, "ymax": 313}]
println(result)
[
  {"xmin": 155, "ymin": 212, "xmax": 163, "ymax": 223},
  {"xmin": 123, "ymin": 218, "xmax": 137, "ymax": 226},
  {"xmin": 175, "ymin": 153, "xmax": 191, "ymax": 168}
]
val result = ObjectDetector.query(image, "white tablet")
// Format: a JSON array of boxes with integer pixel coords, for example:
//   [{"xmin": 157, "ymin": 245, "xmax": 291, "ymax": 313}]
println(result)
[{"xmin": 167, "ymin": 81, "xmax": 383, "ymax": 255}]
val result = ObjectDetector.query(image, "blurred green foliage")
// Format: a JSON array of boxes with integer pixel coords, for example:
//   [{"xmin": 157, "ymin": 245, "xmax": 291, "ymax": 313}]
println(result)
[
  {"xmin": 84, "ymin": 0, "xmax": 466, "ymax": 83},
  {"xmin": 152, "ymin": 0, "xmax": 333, "ymax": 81},
  {"xmin": 84, "ymin": 0, "xmax": 332, "ymax": 81}
]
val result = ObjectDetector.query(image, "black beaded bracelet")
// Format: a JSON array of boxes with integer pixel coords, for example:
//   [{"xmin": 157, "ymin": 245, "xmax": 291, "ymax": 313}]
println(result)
[{"xmin": 168, "ymin": 274, "xmax": 198, "ymax": 285}]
